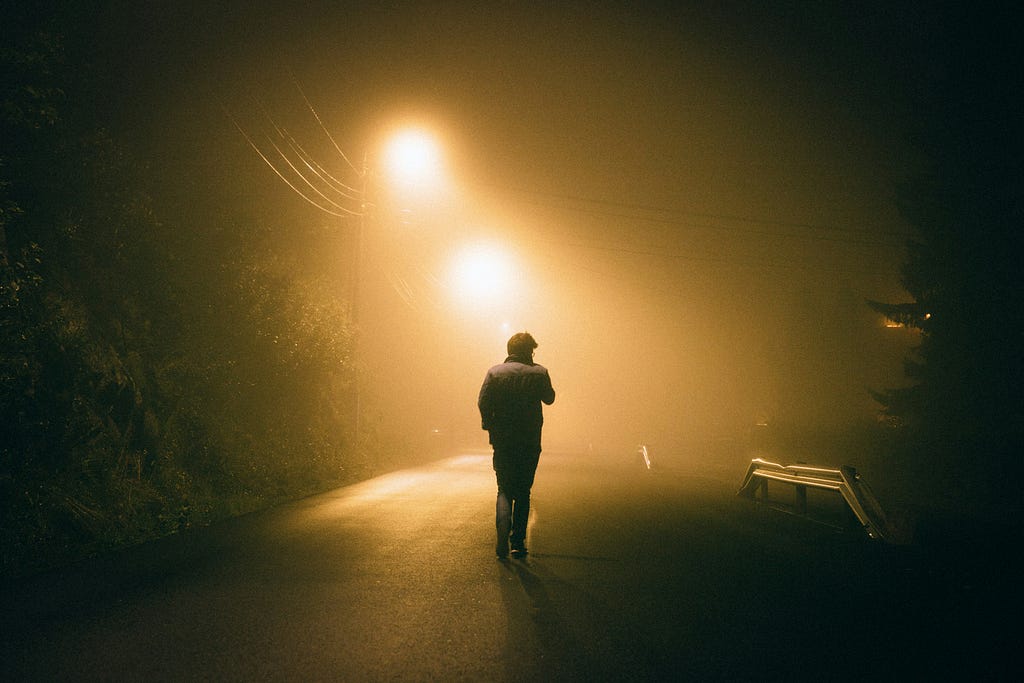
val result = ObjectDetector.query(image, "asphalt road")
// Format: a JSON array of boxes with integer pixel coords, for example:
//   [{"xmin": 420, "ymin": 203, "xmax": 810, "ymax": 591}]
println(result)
[{"xmin": 2, "ymin": 450, "xmax": 1018, "ymax": 681}]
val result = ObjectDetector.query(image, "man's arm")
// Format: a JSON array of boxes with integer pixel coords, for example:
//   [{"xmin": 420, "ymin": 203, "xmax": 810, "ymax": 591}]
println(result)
[
  {"xmin": 478, "ymin": 372, "xmax": 494, "ymax": 430},
  {"xmin": 540, "ymin": 370, "xmax": 555, "ymax": 405}
]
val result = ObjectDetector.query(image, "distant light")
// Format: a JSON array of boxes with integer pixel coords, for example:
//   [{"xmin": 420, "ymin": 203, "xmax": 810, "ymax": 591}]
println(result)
[
  {"xmin": 882, "ymin": 313, "xmax": 930, "ymax": 329},
  {"xmin": 497, "ymin": 320, "xmax": 522, "ymax": 344}
]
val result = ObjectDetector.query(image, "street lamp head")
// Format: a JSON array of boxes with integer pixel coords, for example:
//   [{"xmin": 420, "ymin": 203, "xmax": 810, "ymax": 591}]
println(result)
[
  {"xmin": 382, "ymin": 128, "xmax": 443, "ymax": 186},
  {"xmin": 449, "ymin": 241, "xmax": 514, "ymax": 307}
]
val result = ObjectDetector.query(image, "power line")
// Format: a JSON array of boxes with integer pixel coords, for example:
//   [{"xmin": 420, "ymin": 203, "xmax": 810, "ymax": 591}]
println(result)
[
  {"xmin": 225, "ymin": 107, "xmax": 357, "ymax": 218},
  {"xmin": 524, "ymin": 233, "xmax": 888, "ymax": 276},
  {"xmin": 289, "ymin": 71, "xmax": 361, "ymax": 177},
  {"xmin": 481, "ymin": 183, "xmax": 909, "ymax": 248}
]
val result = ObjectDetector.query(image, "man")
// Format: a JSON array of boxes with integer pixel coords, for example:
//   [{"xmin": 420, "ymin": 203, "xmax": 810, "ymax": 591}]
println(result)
[{"xmin": 478, "ymin": 332, "xmax": 556, "ymax": 559}]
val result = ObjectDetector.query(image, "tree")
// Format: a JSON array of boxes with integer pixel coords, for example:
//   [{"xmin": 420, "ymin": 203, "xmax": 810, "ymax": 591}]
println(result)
[
  {"xmin": 868, "ymin": 8, "xmax": 1023, "ymax": 511},
  {"xmin": 1, "ymin": 26, "xmax": 204, "ymax": 570},
  {"xmin": 1, "ymin": 12, "xmax": 365, "ymax": 575}
]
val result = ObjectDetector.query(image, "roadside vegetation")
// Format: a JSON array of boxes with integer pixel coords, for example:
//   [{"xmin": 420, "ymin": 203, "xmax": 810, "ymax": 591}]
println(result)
[{"xmin": 2, "ymin": 31, "xmax": 366, "ymax": 578}]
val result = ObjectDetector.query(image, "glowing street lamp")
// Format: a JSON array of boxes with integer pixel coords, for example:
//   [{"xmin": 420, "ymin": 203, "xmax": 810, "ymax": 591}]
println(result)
[
  {"xmin": 448, "ymin": 241, "xmax": 515, "ymax": 308},
  {"xmin": 446, "ymin": 240, "xmax": 530, "ymax": 355},
  {"xmin": 353, "ymin": 127, "xmax": 445, "ymax": 440},
  {"xmin": 450, "ymin": 243, "xmax": 512, "ymax": 302},
  {"xmin": 381, "ymin": 128, "xmax": 443, "ymax": 188},
  {"xmin": 355, "ymin": 127, "xmax": 446, "ymax": 315},
  {"xmin": 356, "ymin": 126, "xmax": 444, "ymax": 309}
]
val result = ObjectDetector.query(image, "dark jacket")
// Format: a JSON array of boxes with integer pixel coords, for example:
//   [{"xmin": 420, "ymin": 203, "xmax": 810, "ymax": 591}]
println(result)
[{"xmin": 478, "ymin": 354, "xmax": 556, "ymax": 448}]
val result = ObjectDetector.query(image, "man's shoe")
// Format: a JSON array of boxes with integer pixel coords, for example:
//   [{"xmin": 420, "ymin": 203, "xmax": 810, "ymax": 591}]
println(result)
[{"xmin": 510, "ymin": 543, "xmax": 527, "ymax": 559}]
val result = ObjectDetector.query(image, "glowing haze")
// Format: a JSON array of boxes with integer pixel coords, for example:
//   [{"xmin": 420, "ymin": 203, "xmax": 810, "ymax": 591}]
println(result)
[
  {"xmin": 105, "ymin": 2, "xmax": 927, "ymax": 465},
  {"xmin": 447, "ymin": 242, "xmax": 516, "ymax": 308}
]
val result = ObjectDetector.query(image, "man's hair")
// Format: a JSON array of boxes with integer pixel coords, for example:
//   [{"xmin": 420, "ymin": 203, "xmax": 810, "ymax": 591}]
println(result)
[{"xmin": 507, "ymin": 332, "xmax": 538, "ymax": 357}]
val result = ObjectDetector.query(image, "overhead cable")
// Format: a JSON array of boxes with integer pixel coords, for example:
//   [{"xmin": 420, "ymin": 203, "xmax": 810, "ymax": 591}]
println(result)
[
  {"xmin": 226, "ymin": 108, "xmax": 356, "ymax": 218},
  {"xmin": 265, "ymin": 135, "xmax": 362, "ymax": 216},
  {"xmin": 290, "ymin": 71, "xmax": 361, "ymax": 176}
]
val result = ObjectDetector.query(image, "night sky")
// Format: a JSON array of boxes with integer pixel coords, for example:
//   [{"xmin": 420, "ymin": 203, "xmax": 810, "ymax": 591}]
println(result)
[{"xmin": 8, "ymin": 1, "xmax": 1020, "ymax": 456}]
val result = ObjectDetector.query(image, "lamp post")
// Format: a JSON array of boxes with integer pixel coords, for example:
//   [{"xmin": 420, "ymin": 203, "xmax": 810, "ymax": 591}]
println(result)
[{"xmin": 352, "ymin": 127, "xmax": 444, "ymax": 451}]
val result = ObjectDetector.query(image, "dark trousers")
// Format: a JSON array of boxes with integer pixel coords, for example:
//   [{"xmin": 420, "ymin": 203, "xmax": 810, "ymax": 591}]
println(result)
[{"xmin": 492, "ymin": 443, "xmax": 541, "ymax": 546}]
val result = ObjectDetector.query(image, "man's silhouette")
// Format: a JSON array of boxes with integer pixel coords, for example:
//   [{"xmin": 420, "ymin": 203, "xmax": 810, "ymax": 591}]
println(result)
[{"xmin": 478, "ymin": 332, "xmax": 556, "ymax": 559}]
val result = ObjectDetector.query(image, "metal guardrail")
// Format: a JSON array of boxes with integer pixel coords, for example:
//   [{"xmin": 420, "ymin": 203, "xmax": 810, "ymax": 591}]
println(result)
[{"xmin": 737, "ymin": 458, "xmax": 892, "ymax": 542}]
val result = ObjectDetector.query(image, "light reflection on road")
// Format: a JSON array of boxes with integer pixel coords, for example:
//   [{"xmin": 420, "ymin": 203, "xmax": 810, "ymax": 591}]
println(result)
[{"xmin": 304, "ymin": 453, "xmax": 492, "ymax": 521}]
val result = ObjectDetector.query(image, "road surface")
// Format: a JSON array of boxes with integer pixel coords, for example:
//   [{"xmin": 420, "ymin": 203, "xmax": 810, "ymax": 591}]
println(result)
[{"xmin": 2, "ymin": 450, "xmax": 1017, "ymax": 681}]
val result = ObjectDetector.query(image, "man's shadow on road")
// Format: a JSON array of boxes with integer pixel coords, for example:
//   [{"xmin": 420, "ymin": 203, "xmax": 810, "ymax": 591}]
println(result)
[
  {"xmin": 497, "ymin": 555, "xmax": 605, "ymax": 679},
  {"xmin": 499, "ymin": 550, "xmax": 617, "ymax": 619},
  {"xmin": 502, "ymin": 557, "xmax": 556, "ymax": 622}
]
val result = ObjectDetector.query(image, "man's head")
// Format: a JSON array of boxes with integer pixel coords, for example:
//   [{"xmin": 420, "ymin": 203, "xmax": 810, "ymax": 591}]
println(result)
[{"xmin": 507, "ymin": 332, "xmax": 538, "ymax": 359}]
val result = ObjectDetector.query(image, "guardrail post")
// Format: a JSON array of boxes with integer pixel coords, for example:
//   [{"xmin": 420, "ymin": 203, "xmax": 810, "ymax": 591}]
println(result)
[{"xmin": 795, "ymin": 484, "xmax": 807, "ymax": 515}]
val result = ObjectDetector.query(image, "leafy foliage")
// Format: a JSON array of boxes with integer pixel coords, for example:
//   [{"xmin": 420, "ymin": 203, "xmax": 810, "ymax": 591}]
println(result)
[{"xmin": 1, "ymin": 30, "xmax": 360, "ymax": 577}]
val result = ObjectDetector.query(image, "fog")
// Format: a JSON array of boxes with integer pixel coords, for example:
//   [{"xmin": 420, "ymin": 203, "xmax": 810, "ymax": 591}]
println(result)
[
  {"xmin": 83, "ymin": 2, "xmax": 924, "ymax": 464},
  {"xmin": 353, "ymin": 169, "xmax": 914, "ymax": 464}
]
